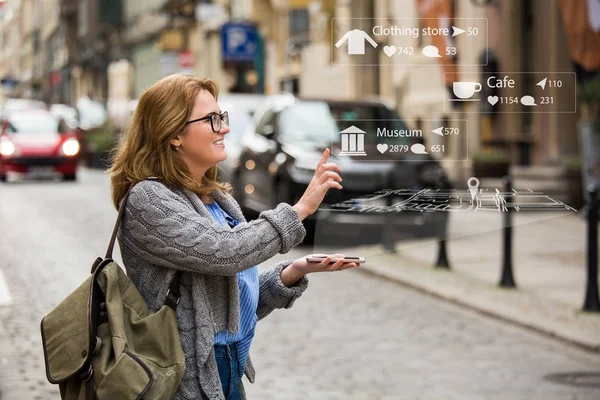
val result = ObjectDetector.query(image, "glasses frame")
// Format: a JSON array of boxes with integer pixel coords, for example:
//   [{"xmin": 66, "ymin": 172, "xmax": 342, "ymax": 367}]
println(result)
[{"xmin": 185, "ymin": 111, "xmax": 229, "ymax": 133}]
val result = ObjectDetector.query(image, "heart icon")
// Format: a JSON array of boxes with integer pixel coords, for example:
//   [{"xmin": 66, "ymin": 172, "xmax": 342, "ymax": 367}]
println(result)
[
  {"xmin": 383, "ymin": 46, "xmax": 397, "ymax": 57},
  {"xmin": 377, "ymin": 143, "xmax": 389, "ymax": 154},
  {"xmin": 488, "ymin": 96, "xmax": 499, "ymax": 106}
]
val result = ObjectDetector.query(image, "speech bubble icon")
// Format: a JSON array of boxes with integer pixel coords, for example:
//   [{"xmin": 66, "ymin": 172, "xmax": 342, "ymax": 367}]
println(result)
[
  {"xmin": 422, "ymin": 45, "xmax": 442, "ymax": 58},
  {"xmin": 411, "ymin": 143, "xmax": 428, "ymax": 154},
  {"xmin": 520, "ymin": 95, "xmax": 537, "ymax": 106}
]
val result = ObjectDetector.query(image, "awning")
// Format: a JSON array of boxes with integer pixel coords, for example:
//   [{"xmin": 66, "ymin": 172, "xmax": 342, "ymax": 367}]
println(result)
[
  {"xmin": 558, "ymin": 0, "xmax": 600, "ymax": 72},
  {"xmin": 416, "ymin": 0, "xmax": 459, "ymax": 86}
]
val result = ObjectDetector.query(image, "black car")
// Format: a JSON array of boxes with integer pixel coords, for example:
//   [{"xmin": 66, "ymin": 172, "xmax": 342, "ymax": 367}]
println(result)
[
  {"xmin": 217, "ymin": 94, "xmax": 267, "ymax": 189},
  {"xmin": 234, "ymin": 94, "xmax": 452, "ymax": 242}
]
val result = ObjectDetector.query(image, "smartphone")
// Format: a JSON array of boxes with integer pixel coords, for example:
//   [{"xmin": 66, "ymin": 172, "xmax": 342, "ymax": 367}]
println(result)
[{"xmin": 305, "ymin": 255, "xmax": 366, "ymax": 264}]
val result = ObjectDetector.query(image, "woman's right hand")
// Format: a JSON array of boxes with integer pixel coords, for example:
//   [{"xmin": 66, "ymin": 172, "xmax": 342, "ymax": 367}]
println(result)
[{"xmin": 292, "ymin": 148, "xmax": 343, "ymax": 220}]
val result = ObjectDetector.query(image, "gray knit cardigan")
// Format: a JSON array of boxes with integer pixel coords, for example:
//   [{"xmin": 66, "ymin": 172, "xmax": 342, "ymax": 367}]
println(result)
[{"xmin": 117, "ymin": 180, "xmax": 309, "ymax": 399}]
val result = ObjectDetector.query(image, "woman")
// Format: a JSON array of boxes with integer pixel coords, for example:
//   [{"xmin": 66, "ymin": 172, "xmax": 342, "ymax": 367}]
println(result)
[{"xmin": 108, "ymin": 74, "xmax": 358, "ymax": 400}]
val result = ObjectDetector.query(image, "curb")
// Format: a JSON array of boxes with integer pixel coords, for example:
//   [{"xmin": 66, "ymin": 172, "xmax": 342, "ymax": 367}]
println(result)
[{"xmin": 353, "ymin": 245, "xmax": 600, "ymax": 354}]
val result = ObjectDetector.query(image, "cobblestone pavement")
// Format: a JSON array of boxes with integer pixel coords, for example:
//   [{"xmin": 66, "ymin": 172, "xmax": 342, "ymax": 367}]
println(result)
[{"xmin": 1, "ymin": 169, "xmax": 599, "ymax": 399}]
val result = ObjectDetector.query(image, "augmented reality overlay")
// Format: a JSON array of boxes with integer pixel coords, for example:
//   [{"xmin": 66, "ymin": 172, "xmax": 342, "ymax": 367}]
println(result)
[{"xmin": 322, "ymin": 177, "xmax": 577, "ymax": 214}]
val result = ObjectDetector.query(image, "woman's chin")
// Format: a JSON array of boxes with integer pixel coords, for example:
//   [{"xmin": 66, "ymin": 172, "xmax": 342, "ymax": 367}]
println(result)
[{"xmin": 213, "ymin": 154, "xmax": 227, "ymax": 165}]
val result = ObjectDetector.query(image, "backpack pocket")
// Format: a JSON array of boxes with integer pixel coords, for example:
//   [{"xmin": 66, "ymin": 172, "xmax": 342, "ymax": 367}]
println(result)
[{"xmin": 95, "ymin": 349, "xmax": 152, "ymax": 400}]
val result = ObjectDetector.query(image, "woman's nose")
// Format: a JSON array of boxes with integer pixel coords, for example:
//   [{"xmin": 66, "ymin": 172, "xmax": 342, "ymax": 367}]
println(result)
[{"xmin": 220, "ymin": 122, "xmax": 230, "ymax": 134}]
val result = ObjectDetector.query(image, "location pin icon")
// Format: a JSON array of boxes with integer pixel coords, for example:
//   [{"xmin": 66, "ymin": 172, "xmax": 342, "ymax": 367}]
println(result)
[{"xmin": 468, "ymin": 177, "xmax": 480, "ymax": 201}]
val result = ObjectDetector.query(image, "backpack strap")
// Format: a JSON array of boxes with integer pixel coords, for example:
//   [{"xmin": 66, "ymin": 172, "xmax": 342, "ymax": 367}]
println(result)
[
  {"xmin": 104, "ymin": 177, "xmax": 183, "ymax": 310},
  {"xmin": 164, "ymin": 271, "xmax": 183, "ymax": 311},
  {"xmin": 104, "ymin": 178, "xmax": 160, "ymax": 260}
]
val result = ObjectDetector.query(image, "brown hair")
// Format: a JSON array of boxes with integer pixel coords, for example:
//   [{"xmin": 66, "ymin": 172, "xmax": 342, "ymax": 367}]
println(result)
[{"xmin": 107, "ymin": 74, "xmax": 232, "ymax": 210}]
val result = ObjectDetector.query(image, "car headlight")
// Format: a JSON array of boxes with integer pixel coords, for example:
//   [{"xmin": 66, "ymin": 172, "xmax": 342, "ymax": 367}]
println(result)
[
  {"xmin": 61, "ymin": 139, "xmax": 80, "ymax": 156},
  {"xmin": 0, "ymin": 137, "xmax": 16, "ymax": 156}
]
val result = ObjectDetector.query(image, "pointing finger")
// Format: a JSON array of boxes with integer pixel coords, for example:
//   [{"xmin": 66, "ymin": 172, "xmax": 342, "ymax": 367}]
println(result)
[{"xmin": 316, "ymin": 148, "xmax": 330, "ymax": 172}]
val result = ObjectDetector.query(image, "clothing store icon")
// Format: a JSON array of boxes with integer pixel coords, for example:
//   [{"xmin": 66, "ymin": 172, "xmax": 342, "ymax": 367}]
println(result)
[
  {"xmin": 339, "ymin": 126, "xmax": 367, "ymax": 156},
  {"xmin": 335, "ymin": 29, "xmax": 378, "ymax": 55}
]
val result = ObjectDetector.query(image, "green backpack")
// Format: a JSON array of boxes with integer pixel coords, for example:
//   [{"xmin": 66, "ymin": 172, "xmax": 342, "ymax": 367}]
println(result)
[{"xmin": 41, "ymin": 179, "xmax": 185, "ymax": 399}]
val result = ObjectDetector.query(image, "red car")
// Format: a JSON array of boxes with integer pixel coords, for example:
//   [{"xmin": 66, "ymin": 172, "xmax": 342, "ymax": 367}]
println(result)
[{"xmin": 0, "ymin": 109, "xmax": 80, "ymax": 182}]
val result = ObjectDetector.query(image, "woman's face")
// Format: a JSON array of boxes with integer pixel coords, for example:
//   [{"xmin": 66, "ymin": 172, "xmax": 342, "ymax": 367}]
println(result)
[{"xmin": 171, "ymin": 90, "xmax": 230, "ymax": 175}]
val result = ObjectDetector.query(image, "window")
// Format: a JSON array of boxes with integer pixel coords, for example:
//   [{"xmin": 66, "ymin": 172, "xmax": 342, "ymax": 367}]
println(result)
[{"xmin": 289, "ymin": 8, "xmax": 309, "ymax": 39}]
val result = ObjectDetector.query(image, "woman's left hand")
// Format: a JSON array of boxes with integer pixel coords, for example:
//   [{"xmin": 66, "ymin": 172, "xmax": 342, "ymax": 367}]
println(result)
[{"xmin": 290, "ymin": 253, "xmax": 359, "ymax": 276}]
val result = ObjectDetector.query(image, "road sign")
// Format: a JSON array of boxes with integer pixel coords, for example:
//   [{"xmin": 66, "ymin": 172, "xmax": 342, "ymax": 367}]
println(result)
[
  {"xmin": 221, "ymin": 22, "xmax": 258, "ymax": 62},
  {"xmin": 178, "ymin": 49, "xmax": 194, "ymax": 69}
]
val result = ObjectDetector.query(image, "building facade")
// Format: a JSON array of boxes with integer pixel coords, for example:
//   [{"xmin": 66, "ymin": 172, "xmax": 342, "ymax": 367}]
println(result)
[{"xmin": 0, "ymin": 0, "xmax": 583, "ymax": 192}]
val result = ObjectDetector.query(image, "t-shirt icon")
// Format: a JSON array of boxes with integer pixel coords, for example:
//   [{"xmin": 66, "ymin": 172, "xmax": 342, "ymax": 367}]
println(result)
[{"xmin": 335, "ymin": 29, "xmax": 378, "ymax": 55}]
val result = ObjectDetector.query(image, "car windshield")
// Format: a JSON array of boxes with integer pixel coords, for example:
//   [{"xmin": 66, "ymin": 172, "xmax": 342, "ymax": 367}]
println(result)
[
  {"xmin": 279, "ymin": 101, "xmax": 414, "ymax": 148},
  {"xmin": 278, "ymin": 101, "xmax": 339, "ymax": 147},
  {"xmin": 7, "ymin": 113, "xmax": 60, "ymax": 134}
]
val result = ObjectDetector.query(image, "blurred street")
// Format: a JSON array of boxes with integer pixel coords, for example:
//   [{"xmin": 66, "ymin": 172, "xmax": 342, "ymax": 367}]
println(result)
[{"xmin": 0, "ymin": 168, "xmax": 599, "ymax": 399}]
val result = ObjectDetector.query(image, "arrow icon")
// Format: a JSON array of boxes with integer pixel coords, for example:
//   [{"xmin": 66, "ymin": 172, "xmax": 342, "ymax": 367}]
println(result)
[
  {"xmin": 537, "ymin": 77, "xmax": 547, "ymax": 90},
  {"xmin": 452, "ymin": 26, "xmax": 466, "ymax": 37},
  {"xmin": 432, "ymin": 127, "xmax": 444, "ymax": 136}
]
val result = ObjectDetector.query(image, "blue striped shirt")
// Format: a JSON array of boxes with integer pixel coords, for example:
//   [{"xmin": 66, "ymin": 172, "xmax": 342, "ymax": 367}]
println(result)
[{"xmin": 204, "ymin": 201, "xmax": 259, "ymax": 378}]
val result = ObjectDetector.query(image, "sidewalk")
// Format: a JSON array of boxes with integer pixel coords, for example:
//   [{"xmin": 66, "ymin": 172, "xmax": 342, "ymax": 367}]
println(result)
[{"xmin": 345, "ymin": 210, "xmax": 600, "ymax": 352}]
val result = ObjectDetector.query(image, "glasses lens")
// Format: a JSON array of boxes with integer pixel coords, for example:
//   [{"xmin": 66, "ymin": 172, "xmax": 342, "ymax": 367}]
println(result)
[
  {"xmin": 222, "ymin": 111, "xmax": 229, "ymax": 126},
  {"xmin": 211, "ymin": 113, "xmax": 220, "ymax": 132}
]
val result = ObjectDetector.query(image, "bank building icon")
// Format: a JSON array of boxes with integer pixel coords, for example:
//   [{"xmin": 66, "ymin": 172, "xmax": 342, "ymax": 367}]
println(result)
[{"xmin": 339, "ymin": 125, "xmax": 367, "ymax": 156}]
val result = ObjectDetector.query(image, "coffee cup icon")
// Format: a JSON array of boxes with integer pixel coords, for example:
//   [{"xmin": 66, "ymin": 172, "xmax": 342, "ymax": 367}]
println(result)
[{"xmin": 453, "ymin": 81, "xmax": 482, "ymax": 99}]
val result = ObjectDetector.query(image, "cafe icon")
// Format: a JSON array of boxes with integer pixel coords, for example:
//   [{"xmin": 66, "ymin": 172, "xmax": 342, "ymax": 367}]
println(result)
[{"xmin": 339, "ymin": 125, "xmax": 367, "ymax": 156}]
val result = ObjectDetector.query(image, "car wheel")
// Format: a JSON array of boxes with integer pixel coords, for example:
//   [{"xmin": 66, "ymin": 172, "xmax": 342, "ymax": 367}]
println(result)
[
  {"xmin": 0, "ymin": 174, "xmax": 6, "ymax": 183},
  {"xmin": 63, "ymin": 174, "xmax": 77, "ymax": 182}
]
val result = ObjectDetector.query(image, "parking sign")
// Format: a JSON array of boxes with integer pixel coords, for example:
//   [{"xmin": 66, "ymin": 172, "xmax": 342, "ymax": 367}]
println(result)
[{"xmin": 221, "ymin": 22, "xmax": 258, "ymax": 62}]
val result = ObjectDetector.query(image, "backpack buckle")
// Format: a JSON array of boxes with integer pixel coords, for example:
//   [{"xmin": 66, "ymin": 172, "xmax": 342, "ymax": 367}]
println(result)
[
  {"xmin": 166, "ymin": 289, "xmax": 180, "ymax": 305},
  {"xmin": 80, "ymin": 363, "xmax": 93, "ymax": 382}
]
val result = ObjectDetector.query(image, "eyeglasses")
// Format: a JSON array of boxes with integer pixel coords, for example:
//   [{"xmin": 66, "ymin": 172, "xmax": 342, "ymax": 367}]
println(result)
[{"xmin": 185, "ymin": 111, "xmax": 229, "ymax": 133}]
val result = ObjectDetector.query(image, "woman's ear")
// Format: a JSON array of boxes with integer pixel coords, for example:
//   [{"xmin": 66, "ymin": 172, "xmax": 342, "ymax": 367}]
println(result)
[{"xmin": 171, "ymin": 136, "xmax": 182, "ymax": 148}]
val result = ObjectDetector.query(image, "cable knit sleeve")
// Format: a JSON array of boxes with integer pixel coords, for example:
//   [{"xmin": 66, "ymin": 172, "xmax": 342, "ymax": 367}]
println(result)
[
  {"xmin": 119, "ymin": 181, "xmax": 306, "ymax": 276},
  {"xmin": 256, "ymin": 259, "xmax": 309, "ymax": 321}
]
